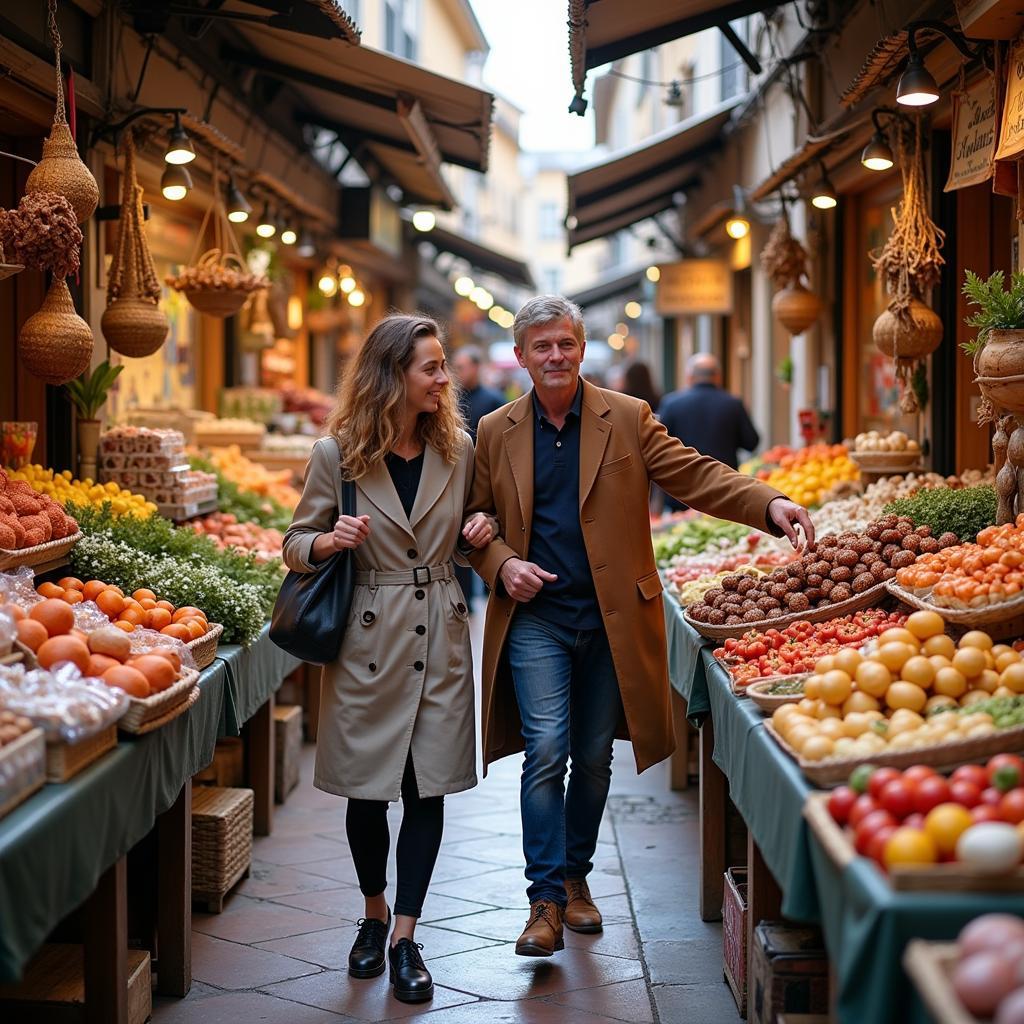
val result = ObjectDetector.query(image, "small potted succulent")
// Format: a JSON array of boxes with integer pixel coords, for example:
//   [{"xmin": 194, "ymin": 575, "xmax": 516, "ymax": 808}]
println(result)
[
  {"xmin": 65, "ymin": 360, "xmax": 123, "ymax": 481},
  {"xmin": 962, "ymin": 269, "xmax": 1024, "ymax": 418}
]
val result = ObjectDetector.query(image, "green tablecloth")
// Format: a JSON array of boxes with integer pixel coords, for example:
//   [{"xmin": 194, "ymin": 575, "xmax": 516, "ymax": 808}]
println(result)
[
  {"xmin": 0, "ymin": 661, "xmax": 227, "ymax": 983},
  {"xmin": 662, "ymin": 592, "xmax": 1024, "ymax": 1024},
  {"xmin": 216, "ymin": 624, "xmax": 303, "ymax": 736}
]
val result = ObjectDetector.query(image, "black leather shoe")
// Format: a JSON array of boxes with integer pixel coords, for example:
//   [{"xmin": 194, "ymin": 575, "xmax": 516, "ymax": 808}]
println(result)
[
  {"xmin": 388, "ymin": 938, "xmax": 433, "ymax": 1003},
  {"xmin": 348, "ymin": 909, "xmax": 390, "ymax": 978}
]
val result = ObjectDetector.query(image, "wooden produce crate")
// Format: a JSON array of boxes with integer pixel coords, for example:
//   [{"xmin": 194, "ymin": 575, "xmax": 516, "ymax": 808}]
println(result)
[
  {"xmin": 45, "ymin": 725, "xmax": 117, "ymax": 783},
  {"xmin": 192, "ymin": 786, "xmax": 253, "ymax": 912},
  {"xmin": 903, "ymin": 941, "xmax": 979, "ymax": 1024},
  {"xmin": 805, "ymin": 792, "xmax": 1024, "ymax": 892},
  {"xmin": 0, "ymin": 943, "xmax": 151, "ymax": 1024},
  {"xmin": 194, "ymin": 737, "xmax": 244, "ymax": 788},
  {"xmin": 274, "ymin": 704, "xmax": 302, "ymax": 804},
  {"xmin": 723, "ymin": 867, "xmax": 749, "ymax": 1018},
  {"xmin": 0, "ymin": 727, "xmax": 45, "ymax": 819},
  {"xmin": 749, "ymin": 923, "xmax": 829, "ymax": 1024}
]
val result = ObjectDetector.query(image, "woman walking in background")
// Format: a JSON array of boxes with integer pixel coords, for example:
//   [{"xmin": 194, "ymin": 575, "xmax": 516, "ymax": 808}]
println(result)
[{"xmin": 282, "ymin": 314, "xmax": 493, "ymax": 1005}]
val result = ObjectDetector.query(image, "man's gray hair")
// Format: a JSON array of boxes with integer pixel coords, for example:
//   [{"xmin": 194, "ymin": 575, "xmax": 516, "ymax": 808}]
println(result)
[{"xmin": 513, "ymin": 295, "xmax": 586, "ymax": 350}]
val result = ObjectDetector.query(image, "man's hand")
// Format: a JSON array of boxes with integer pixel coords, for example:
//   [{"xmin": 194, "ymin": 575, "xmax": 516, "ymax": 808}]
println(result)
[
  {"xmin": 768, "ymin": 497, "xmax": 816, "ymax": 551},
  {"xmin": 499, "ymin": 557, "xmax": 558, "ymax": 602},
  {"xmin": 461, "ymin": 513, "xmax": 496, "ymax": 550}
]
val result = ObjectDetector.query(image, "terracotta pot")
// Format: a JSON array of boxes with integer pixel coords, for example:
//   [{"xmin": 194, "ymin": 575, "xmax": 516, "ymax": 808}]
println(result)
[
  {"xmin": 976, "ymin": 329, "xmax": 1024, "ymax": 416},
  {"xmin": 873, "ymin": 299, "xmax": 943, "ymax": 360},
  {"xmin": 772, "ymin": 283, "xmax": 822, "ymax": 335},
  {"xmin": 25, "ymin": 121, "xmax": 99, "ymax": 224},
  {"xmin": 77, "ymin": 418, "xmax": 100, "ymax": 483},
  {"xmin": 19, "ymin": 277, "xmax": 93, "ymax": 385}
]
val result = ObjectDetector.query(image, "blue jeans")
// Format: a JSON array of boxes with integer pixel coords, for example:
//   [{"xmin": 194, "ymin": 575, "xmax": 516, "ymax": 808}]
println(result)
[{"xmin": 506, "ymin": 610, "xmax": 623, "ymax": 906}]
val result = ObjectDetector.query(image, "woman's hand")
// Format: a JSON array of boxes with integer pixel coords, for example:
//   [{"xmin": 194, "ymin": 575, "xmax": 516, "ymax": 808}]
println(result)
[
  {"xmin": 462, "ymin": 513, "xmax": 496, "ymax": 549},
  {"xmin": 333, "ymin": 514, "xmax": 371, "ymax": 550}
]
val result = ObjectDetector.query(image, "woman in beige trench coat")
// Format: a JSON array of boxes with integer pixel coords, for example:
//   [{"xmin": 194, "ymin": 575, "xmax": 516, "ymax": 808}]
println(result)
[{"xmin": 282, "ymin": 314, "xmax": 494, "ymax": 1005}]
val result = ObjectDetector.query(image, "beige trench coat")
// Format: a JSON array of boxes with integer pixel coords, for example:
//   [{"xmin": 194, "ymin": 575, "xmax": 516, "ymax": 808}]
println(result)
[{"xmin": 282, "ymin": 435, "xmax": 477, "ymax": 801}]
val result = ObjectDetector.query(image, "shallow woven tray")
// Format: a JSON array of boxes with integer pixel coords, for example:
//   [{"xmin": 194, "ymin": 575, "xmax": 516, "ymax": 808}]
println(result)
[
  {"xmin": 684, "ymin": 581, "xmax": 890, "ymax": 641},
  {"xmin": 186, "ymin": 623, "xmax": 223, "ymax": 670},
  {"xmin": 0, "ymin": 531, "xmax": 81, "ymax": 572},
  {"xmin": 849, "ymin": 451, "xmax": 923, "ymax": 474},
  {"xmin": 45, "ymin": 724, "xmax": 117, "ymax": 783},
  {"xmin": 805, "ymin": 793, "xmax": 1024, "ymax": 893},
  {"xmin": 887, "ymin": 579, "xmax": 1024, "ymax": 635},
  {"xmin": 764, "ymin": 718, "xmax": 1024, "ymax": 787},
  {"xmin": 903, "ymin": 942, "xmax": 979, "ymax": 1024},
  {"xmin": 744, "ymin": 676, "xmax": 809, "ymax": 712},
  {"xmin": 0, "ymin": 727, "xmax": 45, "ymax": 819},
  {"xmin": 117, "ymin": 669, "xmax": 200, "ymax": 734}
]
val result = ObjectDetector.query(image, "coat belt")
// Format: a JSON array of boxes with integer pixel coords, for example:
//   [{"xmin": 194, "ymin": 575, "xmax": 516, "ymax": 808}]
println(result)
[{"xmin": 354, "ymin": 561, "xmax": 454, "ymax": 586}]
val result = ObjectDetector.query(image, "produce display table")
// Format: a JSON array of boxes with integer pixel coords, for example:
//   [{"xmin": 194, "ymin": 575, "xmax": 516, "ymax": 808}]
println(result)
[{"xmin": 662, "ymin": 592, "xmax": 1024, "ymax": 1024}]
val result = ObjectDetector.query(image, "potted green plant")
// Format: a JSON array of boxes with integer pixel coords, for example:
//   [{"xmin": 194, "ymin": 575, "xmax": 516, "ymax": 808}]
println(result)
[
  {"xmin": 963, "ymin": 270, "xmax": 1024, "ymax": 417},
  {"xmin": 64, "ymin": 360, "xmax": 123, "ymax": 481}
]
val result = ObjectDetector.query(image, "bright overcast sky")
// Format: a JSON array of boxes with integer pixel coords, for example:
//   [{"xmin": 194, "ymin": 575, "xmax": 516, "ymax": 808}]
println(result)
[{"xmin": 471, "ymin": 0, "xmax": 597, "ymax": 153}]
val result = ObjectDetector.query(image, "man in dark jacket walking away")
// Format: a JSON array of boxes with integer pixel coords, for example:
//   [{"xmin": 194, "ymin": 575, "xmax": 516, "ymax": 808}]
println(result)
[{"xmin": 657, "ymin": 354, "xmax": 760, "ymax": 512}]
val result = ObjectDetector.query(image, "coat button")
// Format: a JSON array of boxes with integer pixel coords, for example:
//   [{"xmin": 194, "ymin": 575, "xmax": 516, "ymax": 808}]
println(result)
[
  {"xmin": 414, "ymin": 660, "xmax": 424, "ymax": 671},
  {"xmin": 407, "ymin": 548, "xmax": 417, "ymax": 559},
  {"xmin": 362, "ymin": 611, "xmax": 375, "ymax": 624},
  {"xmin": 414, "ymin": 589, "xmax": 425, "ymax": 600},
  {"xmin": 369, "ymin": 662, "xmax": 377, "ymax": 671},
  {"xmin": 456, "ymin": 602, "xmax": 466, "ymax": 614},
  {"xmin": 415, "ymin": 625, "xmax": 426, "ymax": 635}
]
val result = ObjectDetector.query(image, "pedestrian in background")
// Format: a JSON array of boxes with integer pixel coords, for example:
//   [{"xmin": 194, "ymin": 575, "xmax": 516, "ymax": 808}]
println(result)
[
  {"xmin": 657, "ymin": 353, "xmax": 760, "ymax": 512},
  {"xmin": 620, "ymin": 360, "xmax": 660, "ymax": 411}
]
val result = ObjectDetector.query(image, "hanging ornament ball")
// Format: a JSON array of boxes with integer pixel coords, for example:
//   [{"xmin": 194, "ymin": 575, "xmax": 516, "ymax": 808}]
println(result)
[
  {"xmin": 872, "ymin": 299, "xmax": 942, "ymax": 360},
  {"xmin": 19, "ymin": 277, "xmax": 94, "ymax": 385},
  {"xmin": 771, "ymin": 282, "xmax": 822, "ymax": 335}
]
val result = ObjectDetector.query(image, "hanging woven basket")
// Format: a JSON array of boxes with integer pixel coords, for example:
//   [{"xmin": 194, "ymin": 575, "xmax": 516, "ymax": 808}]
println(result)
[
  {"xmin": 772, "ymin": 282, "xmax": 822, "ymax": 336},
  {"xmin": 20, "ymin": 276, "xmax": 93, "ymax": 385},
  {"xmin": 101, "ymin": 132, "xmax": 168, "ymax": 357},
  {"xmin": 873, "ymin": 299, "xmax": 942, "ymax": 360}
]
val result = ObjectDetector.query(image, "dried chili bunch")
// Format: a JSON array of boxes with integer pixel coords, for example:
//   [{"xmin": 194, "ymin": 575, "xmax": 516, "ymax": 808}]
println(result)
[
  {"xmin": 0, "ymin": 191, "xmax": 82, "ymax": 277},
  {"xmin": 760, "ymin": 215, "xmax": 809, "ymax": 288}
]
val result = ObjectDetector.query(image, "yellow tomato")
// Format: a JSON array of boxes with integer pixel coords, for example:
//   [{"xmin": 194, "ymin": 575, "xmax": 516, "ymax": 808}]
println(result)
[
  {"xmin": 906, "ymin": 610, "xmax": 946, "ymax": 640},
  {"xmin": 855, "ymin": 659, "xmax": 893, "ymax": 697},
  {"xmin": 900, "ymin": 656, "xmax": 935, "ymax": 688},
  {"xmin": 884, "ymin": 827, "xmax": 938, "ymax": 868},
  {"xmin": 924, "ymin": 804, "xmax": 974, "ymax": 856},
  {"xmin": 886, "ymin": 681, "xmax": 928, "ymax": 713},
  {"xmin": 820, "ymin": 670, "xmax": 853, "ymax": 706},
  {"xmin": 933, "ymin": 667, "xmax": 968, "ymax": 699},
  {"xmin": 959, "ymin": 630, "xmax": 994, "ymax": 651},
  {"xmin": 952, "ymin": 647, "xmax": 987, "ymax": 679}
]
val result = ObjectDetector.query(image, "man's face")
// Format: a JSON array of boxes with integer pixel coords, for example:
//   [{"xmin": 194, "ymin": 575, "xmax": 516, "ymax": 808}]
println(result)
[
  {"xmin": 453, "ymin": 352, "xmax": 479, "ymax": 389},
  {"xmin": 515, "ymin": 316, "xmax": 585, "ymax": 391}
]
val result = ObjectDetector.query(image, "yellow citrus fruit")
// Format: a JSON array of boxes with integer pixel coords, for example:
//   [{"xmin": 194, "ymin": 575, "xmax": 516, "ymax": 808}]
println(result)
[
  {"xmin": 933, "ymin": 667, "xmax": 968, "ymax": 699},
  {"xmin": 855, "ymin": 659, "xmax": 893, "ymax": 697},
  {"xmin": 833, "ymin": 648, "xmax": 863, "ymax": 676},
  {"xmin": 1001, "ymin": 663, "xmax": 1024, "ymax": 694},
  {"xmin": 820, "ymin": 670, "xmax": 854, "ymax": 706},
  {"xmin": 922, "ymin": 634, "xmax": 956, "ymax": 659},
  {"xmin": 878, "ymin": 628, "xmax": 920, "ymax": 649},
  {"xmin": 952, "ymin": 647, "xmax": 987, "ymax": 679},
  {"xmin": 900, "ymin": 656, "xmax": 935, "ymax": 688},
  {"xmin": 800, "ymin": 735, "xmax": 835, "ymax": 761},
  {"xmin": 877, "ymin": 642, "xmax": 916, "ymax": 673},
  {"xmin": 842, "ymin": 691, "xmax": 881, "ymax": 715},
  {"xmin": 959, "ymin": 630, "xmax": 994, "ymax": 651},
  {"xmin": 885, "ymin": 681, "xmax": 928, "ymax": 713},
  {"xmin": 906, "ymin": 610, "xmax": 946, "ymax": 640}
]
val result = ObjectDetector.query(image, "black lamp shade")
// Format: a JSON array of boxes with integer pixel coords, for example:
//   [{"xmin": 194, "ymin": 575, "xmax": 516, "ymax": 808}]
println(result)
[
  {"xmin": 861, "ymin": 132, "xmax": 895, "ymax": 171},
  {"xmin": 897, "ymin": 55, "xmax": 940, "ymax": 106}
]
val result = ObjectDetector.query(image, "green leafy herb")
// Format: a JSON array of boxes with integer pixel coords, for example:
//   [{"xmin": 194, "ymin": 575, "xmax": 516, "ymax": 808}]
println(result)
[
  {"xmin": 188, "ymin": 455, "xmax": 293, "ymax": 531},
  {"xmin": 883, "ymin": 485, "xmax": 996, "ymax": 543},
  {"xmin": 64, "ymin": 360, "xmax": 123, "ymax": 420},
  {"xmin": 962, "ymin": 269, "xmax": 1024, "ymax": 356}
]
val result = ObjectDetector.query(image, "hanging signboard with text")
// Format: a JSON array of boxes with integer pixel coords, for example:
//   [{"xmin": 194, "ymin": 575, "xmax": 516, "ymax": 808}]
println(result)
[
  {"xmin": 995, "ymin": 39, "xmax": 1024, "ymax": 161},
  {"xmin": 945, "ymin": 75, "xmax": 997, "ymax": 190},
  {"xmin": 655, "ymin": 260, "xmax": 733, "ymax": 316}
]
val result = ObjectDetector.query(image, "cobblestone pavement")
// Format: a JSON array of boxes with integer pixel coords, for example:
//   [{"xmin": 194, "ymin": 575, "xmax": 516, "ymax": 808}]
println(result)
[{"xmin": 153, "ymin": 615, "xmax": 741, "ymax": 1024}]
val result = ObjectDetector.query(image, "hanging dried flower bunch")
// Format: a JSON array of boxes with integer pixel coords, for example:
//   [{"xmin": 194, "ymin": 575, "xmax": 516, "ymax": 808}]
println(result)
[
  {"xmin": 0, "ymin": 192, "xmax": 82, "ymax": 278},
  {"xmin": 760, "ymin": 214, "xmax": 809, "ymax": 288},
  {"xmin": 870, "ymin": 118, "xmax": 945, "ymax": 413}
]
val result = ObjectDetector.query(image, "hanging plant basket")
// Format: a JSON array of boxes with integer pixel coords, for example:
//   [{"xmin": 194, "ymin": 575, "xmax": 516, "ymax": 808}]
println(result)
[
  {"xmin": 19, "ymin": 276, "xmax": 93, "ymax": 385},
  {"xmin": 102, "ymin": 131, "xmax": 168, "ymax": 358},
  {"xmin": 761, "ymin": 214, "xmax": 822, "ymax": 336},
  {"xmin": 974, "ymin": 329, "xmax": 1024, "ymax": 417},
  {"xmin": 772, "ymin": 282, "xmax": 822, "ymax": 336}
]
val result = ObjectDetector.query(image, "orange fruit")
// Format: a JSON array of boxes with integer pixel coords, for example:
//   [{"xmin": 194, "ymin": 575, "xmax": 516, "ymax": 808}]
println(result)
[
  {"xmin": 118, "ymin": 607, "xmax": 145, "ymax": 627},
  {"xmin": 95, "ymin": 590, "xmax": 126, "ymax": 619},
  {"xmin": 113, "ymin": 621, "xmax": 135, "ymax": 633},
  {"xmin": 123, "ymin": 598, "xmax": 144, "ymax": 613},
  {"xmin": 138, "ymin": 598, "xmax": 157, "ymax": 611},
  {"xmin": 130, "ymin": 654, "xmax": 177, "ymax": 692},
  {"xmin": 82, "ymin": 580, "xmax": 108, "ymax": 602},
  {"xmin": 161, "ymin": 623, "xmax": 191, "ymax": 642},
  {"xmin": 58, "ymin": 576, "xmax": 84, "ymax": 592},
  {"xmin": 132, "ymin": 589, "xmax": 156, "ymax": 603},
  {"xmin": 2, "ymin": 603, "xmax": 25, "ymax": 622},
  {"xmin": 63, "ymin": 590, "xmax": 84, "ymax": 605},
  {"xmin": 86, "ymin": 654, "xmax": 120, "ymax": 677},
  {"xmin": 29, "ymin": 599, "xmax": 74, "ymax": 637},
  {"xmin": 183, "ymin": 620, "xmax": 206, "ymax": 640},
  {"xmin": 107, "ymin": 585, "xmax": 124, "ymax": 596},
  {"xmin": 37, "ymin": 635, "xmax": 91, "ymax": 673},
  {"xmin": 155, "ymin": 600, "xmax": 174, "ymax": 612},
  {"xmin": 36, "ymin": 582, "xmax": 64, "ymax": 600},
  {"xmin": 15, "ymin": 618, "xmax": 48, "ymax": 651},
  {"xmin": 146, "ymin": 608, "xmax": 172, "ymax": 630},
  {"xmin": 151, "ymin": 648, "xmax": 182, "ymax": 673},
  {"xmin": 173, "ymin": 606, "xmax": 206, "ymax": 624},
  {"xmin": 102, "ymin": 664, "xmax": 150, "ymax": 698}
]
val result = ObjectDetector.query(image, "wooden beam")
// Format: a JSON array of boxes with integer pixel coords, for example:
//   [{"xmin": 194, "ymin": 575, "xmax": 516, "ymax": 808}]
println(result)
[
  {"xmin": 0, "ymin": 36, "xmax": 103, "ymax": 117},
  {"xmin": 246, "ymin": 695, "xmax": 275, "ymax": 837},
  {"xmin": 156, "ymin": 781, "xmax": 192, "ymax": 997},
  {"xmin": 698, "ymin": 718, "xmax": 727, "ymax": 921},
  {"xmin": 84, "ymin": 857, "xmax": 128, "ymax": 1024},
  {"xmin": 396, "ymin": 96, "xmax": 456, "ymax": 210}
]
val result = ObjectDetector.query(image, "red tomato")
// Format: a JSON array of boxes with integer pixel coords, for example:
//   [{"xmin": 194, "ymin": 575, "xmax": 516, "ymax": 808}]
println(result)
[
  {"xmin": 827, "ymin": 786, "xmax": 859, "ymax": 826},
  {"xmin": 866, "ymin": 825, "xmax": 899, "ymax": 865},
  {"xmin": 879, "ymin": 779, "xmax": 916, "ymax": 820},
  {"xmin": 971, "ymin": 804, "xmax": 1004, "ymax": 824},
  {"xmin": 913, "ymin": 776, "xmax": 952, "ymax": 815},
  {"xmin": 868, "ymin": 768, "xmax": 903, "ymax": 801},
  {"xmin": 948, "ymin": 780, "xmax": 983, "ymax": 809},
  {"xmin": 951, "ymin": 765, "xmax": 990, "ymax": 790},
  {"xmin": 903, "ymin": 765, "xmax": 938, "ymax": 786},
  {"xmin": 848, "ymin": 794, "xmax": 880, "ymax": 829},
  {"xmin": 980, "ymin": 786, "xmax": 1004, "ymax": 807},
  {"xmin": 999, "ymin": 789, "xmax": 1024, "ymax": 825},
  {"xmin": 854, "ymin": 810, "xmax": 899, "ymax": 856},
  {"xmin": 988, "ymin": 754, "xmax": 1024, "ymax": 784},
  {"xmin": 903, "ymin": 813, "xmax": 926, "ymax": 830}
]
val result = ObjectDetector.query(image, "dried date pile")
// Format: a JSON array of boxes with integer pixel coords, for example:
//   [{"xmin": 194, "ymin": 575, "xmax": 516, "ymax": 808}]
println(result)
[
  {"xmin": 688, "ymin": 514, "xmax": 958, "ymax": 626},
  {"xmin": 166, "ymin": 260, "xmax": 268, "ymax": 294}
]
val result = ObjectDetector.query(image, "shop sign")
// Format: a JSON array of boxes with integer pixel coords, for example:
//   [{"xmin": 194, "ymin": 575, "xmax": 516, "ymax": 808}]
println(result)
[
  {"xmin": 995, "ymin": 38, "xmax": 1024, "ymax": 161},
  {"xmin": 655, "ymin": 260, "xmax": 733, "ymax": 316},
  {"xmin": 946, "ymin": 75, "xmax": 997, "ymax": 191}
]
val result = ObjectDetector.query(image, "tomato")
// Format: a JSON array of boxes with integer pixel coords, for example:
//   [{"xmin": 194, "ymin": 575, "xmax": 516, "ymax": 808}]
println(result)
[
  {"xmin": 848, "ymin": 794, "xmax": 880, "ymax": 829},
  {"xmin": 913, "ymin": 776, "xmax": 952, "ymax": 815},
  {"xmin": 867, "ymin": 824, "xmax": 898, "ymax": 865},
  {"xmin": 818, "ymin": 625, "xmax": 837, "ymax": 641},
  {"xmin": 980, "ymin": 786, "xmax": 1004, "ymax": 807},
  {"xmin": 923, "ymin": 803, "xmax": 973, "ymax": 856},
  {"xmin": 883, "ymin": 827, "xmax": 938, "ymax": 869},
  {"xmin": 988, "ymin": 754, "xmax": 1024, "ymax": 787},
  {"xmin": 868, "ymin": 767, "xmax": 903, "ymax": 801},
  {"xmin": 951, "ymin": 765, "xmax": 990, "ymax": 790},
  {"xmin": 902, "ymin": 765, "xmax": 938, "ymax": 786},
  {"xmin": 827, "ymin": 786, "xmax": 858, "ymax": 826},
  {"xmin": 903, "ymin": 812, "xmax": 926, "ymax": 830},
  {"xmin": 879, "ymin": 779, "xmax": 916, "ymax": 820},
  {"xmin": 971, "ymin": 804, "xmax": 1004, "ymax": 824},
  {"xmin": 999, "ymin": 789, "xmax": 1024, "ymax": 825},
  {"xmin": 948, "ymin": 780, "xmax": 983, "ymax": 809},
  {"xmin": 855, "ymin": 810, "xmax": 899, "ymax": 855}
]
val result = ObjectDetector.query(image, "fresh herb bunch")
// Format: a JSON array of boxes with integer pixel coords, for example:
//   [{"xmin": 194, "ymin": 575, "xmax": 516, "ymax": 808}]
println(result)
[
  {"xmin": 938, "ymin": 695, "xmax": 1024, "ymax": 729},
  {"xmin": 67, "ymin": 502, "xmax": 284, "ymax": 613},
  {"xmin": 188, "ymin": 455, "xmax": 293, "ymax": 531},
  {"xmin": 883, "ymin": 485, "xmax": 997, "ymax": 543},
  {"xmin": 962, "ymin": 270, "xmax": 1024, "ymax": 356},
  {"xmin": 70, "ymin": 533, "xmax": 266, "ymax": 645}
]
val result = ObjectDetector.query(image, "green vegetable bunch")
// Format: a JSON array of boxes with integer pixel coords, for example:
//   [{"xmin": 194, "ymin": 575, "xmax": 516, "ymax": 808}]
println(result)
[
  {"xmin": 944, "ymin": 695, "xmax": 1024, "ymax": 729},
  {"xmin": 962, "ymin": 270, "xmax": 1024, "ymax": 356},
  {"xmin": 188, "ymin": 455, "xmax": 293, "ymax": 531},
  {"xmin": 653, "ymin": 517, "xmax": 752, "ymax": 566},
  {"xmin": 883, "ymin": 485, "xmax": 996, "ymax": 543}
]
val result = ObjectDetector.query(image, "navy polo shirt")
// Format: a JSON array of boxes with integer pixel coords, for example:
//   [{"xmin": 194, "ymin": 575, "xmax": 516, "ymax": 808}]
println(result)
[{"xmin": 526, "ymin": 384, "xmax": 602, "ymax": 630}]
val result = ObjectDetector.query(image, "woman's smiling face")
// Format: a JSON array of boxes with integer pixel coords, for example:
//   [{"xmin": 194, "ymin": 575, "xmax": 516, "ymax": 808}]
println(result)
[{"xmin": 405, "ymin": 334, "xmax": 450, "ymax": 416}]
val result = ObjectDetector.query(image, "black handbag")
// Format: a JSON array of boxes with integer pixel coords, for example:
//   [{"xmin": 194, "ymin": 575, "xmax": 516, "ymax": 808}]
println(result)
[{"xmin": 269, "ymin": 470, "xmax": 357, "ymax": 665}]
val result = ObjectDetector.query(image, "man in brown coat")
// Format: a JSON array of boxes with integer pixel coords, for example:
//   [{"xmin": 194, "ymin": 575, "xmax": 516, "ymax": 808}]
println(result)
[{"xmin": 465, "ymin": 296, "xmax": 813, "ymax": 957}]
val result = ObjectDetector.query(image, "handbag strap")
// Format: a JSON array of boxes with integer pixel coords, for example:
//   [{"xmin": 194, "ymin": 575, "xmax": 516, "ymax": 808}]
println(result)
[{"xmin": 324, "ymin": 434, "xmax": 357, "ymax": 520}]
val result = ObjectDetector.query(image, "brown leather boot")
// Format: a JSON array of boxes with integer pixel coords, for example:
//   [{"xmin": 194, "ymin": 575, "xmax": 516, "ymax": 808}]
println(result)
[
  {"xmin": 515, "ymin": 900, "xmax": 565, "ymax": 957},
  {"xmin": 564, "ymin": 877, "xmax": 603, "ymax": 934}
]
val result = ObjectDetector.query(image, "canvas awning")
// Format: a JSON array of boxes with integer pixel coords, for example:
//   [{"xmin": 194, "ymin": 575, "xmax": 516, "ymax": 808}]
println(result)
[
  {"xmin": 569, "ymin": 0, "xmax": 788, "ymax": 106},
  {"xmin": 218, "ymin": 20, "xmax": 492, "ymax": 209},
  {"xmin": 417, "ymin": 224, "xmax": 535, "ymax": 289},
  {"xmin": 566, "ymin": 100, "xmax": 738, "ymax": 251},
  {"xmin": 566, "ymin": 267, "xmax": 646, "ymax": 309}
]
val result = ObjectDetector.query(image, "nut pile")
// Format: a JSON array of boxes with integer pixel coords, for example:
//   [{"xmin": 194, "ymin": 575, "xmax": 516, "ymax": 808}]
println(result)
[
  {"xmin": 166, "ymin": 262, "xmax": 268, "ymax": 294},
  {"xmin": 688, "ymin": 515, "xmax": 958, "ymax": 626}
]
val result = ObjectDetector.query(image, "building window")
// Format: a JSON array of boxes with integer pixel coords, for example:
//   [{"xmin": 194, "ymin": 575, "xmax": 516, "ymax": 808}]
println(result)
[
  {"xmin": 719, "ymin": 19, "xmax": 750, "ymax": 101},
  {"xmin": 385, "ymin": 0, "xmax": 417, "ymax": 61},
  {"xmin": 538, "ymin": 201, "xmax": 561, "ymax": 241},
  {"xmin": 541, "ymin": 267, "xmax": 562, "ymax": 295}
]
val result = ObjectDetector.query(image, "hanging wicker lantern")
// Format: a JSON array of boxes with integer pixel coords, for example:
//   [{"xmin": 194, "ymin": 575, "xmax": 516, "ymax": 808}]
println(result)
[
  {"xmin": 20, "ymin": 276, "xmax": 93, "ymax": 385},
  {"xmin": 771, "ymin": 282, "xmax": 822, "ymax": 336}
]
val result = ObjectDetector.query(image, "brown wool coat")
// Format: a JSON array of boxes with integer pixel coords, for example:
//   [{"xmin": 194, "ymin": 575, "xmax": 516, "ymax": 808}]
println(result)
[
  {"xmin": 282, "ymin": 435, "xmax": 477, "ymax": 801},
  {"xmin": 466, "ymin": 381, "xmax": 786, "ymax": 776}
]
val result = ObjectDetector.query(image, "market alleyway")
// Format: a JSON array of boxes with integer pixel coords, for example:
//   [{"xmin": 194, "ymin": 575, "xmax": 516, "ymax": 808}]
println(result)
[{"xmin": 153, "ymin": 617, "xmax": 740, "ymax": 1024}]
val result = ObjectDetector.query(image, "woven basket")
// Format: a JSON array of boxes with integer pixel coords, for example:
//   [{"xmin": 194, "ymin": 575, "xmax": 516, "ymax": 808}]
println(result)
[
  {"xmin": 0, "ymin": 727, "xmax": 45, "ymax": 820},
  {"xmin": 19, "ymin": 277, "xmax": 93, "ymax": 386},
  {"xmin": 187, "ymin": 622, "xmax": 223, "ymax": 670},
  {"xmin": 183, "ymin": 251, "xmax": 252, "ymax": 318},
  {"xmin": 765, "ymin": 718, "xmax": 1024, "ymax": 787},
  {"xmin": 0, "ymin": 530, "xmax": 81, "ymax": 572},
  {"xmin": 684, "ymin": 580, "xmax": 890, "ymax": 641},
  {"xmin": 849, "ymin": 451, "xmax": 923, "ymax": 474},
  {"xmin": 887, "ymin": 579, "xmax": 1024, "ymax": 636},
  {"xmin": 744, "ymin": 676, "xmax": 809, "ymax": 712},
  {"xmin": 192, "ymin": 786, "xmax": 253, "ymax": 912},
  {"xmin": 45, "ymin": 723, "xmax": 117, "ymax": 782},
  {"xmin": 26, "ymin": 121, "xmax": 98, "ymax": 225},
  {"xmin": 117, "ymin": 669, "xmax": 200, "ymax": 734}
]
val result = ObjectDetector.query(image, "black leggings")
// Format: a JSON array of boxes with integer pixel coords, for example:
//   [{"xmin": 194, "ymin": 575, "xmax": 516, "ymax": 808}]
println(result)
[{"xmin": 345, "ymin": 755, "xmax": 444, "ymax": 919}]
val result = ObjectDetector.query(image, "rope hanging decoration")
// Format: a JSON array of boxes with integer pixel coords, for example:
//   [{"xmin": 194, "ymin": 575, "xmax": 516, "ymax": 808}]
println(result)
[
  {"xmin": 101, "ymin": 130, "xmax": 169, "ymax": 357},
  {"xmin": 761, "ymin": 210, "xmax": 822, "ymax": 336}
]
